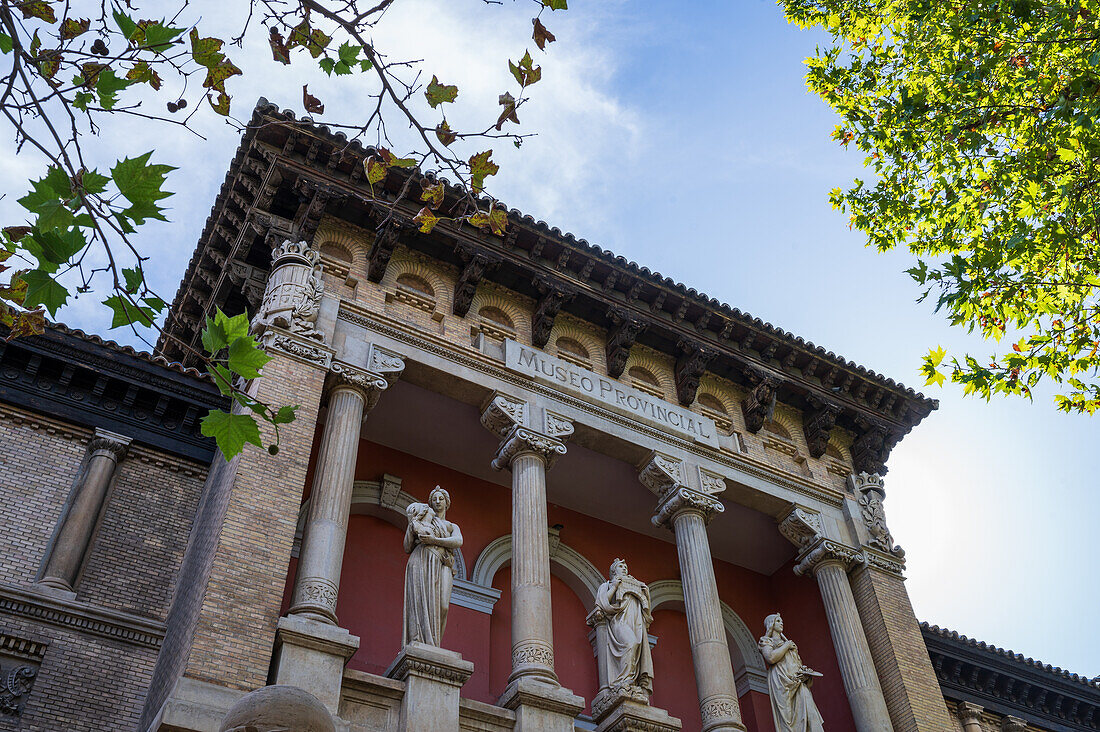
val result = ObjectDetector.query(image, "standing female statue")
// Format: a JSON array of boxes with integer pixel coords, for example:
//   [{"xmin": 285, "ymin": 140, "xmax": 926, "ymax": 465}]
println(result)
[
  {"xmin": 402, "ymin": 486, "xmax": 463, "ymax": 647},
  {"xmin": 593, "ymin": 558, "xmax": 654, "ymax": 698},
  {"xmin": 758, "ymin": 613, "xmax": 825, "ymax": 732}
]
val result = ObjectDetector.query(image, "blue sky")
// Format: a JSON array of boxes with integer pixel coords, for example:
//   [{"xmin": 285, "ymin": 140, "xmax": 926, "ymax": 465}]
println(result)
[{"xmin": 3, "ymin": 0, "xmax": 1094, "ymax": 677}]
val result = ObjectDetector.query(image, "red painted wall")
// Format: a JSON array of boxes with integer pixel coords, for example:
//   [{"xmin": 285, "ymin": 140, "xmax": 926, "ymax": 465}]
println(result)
[{"xmin": 281, "ymin": 439, "xmax": 854, "ymax": 732}]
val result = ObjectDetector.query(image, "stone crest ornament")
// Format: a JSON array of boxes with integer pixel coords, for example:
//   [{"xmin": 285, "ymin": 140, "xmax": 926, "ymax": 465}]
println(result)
[
  {"xmin": 402, "ymin": 486, "xmax": 464, "ymax": 648},
  {"xmin": 251, "ymin": 239, "xmax": 325, "ymax": 344},
  {"xmin": 848, "ymin": 472, "xmax": 905, "ymax": 558},
  {"xmin": 758, "ymin": 614, "xmax": 825, "ymax": 732}
]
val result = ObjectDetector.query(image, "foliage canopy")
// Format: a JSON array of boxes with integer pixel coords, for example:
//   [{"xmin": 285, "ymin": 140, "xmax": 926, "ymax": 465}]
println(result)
[{"xmin": 782, "ymin": 0, "xmax": 1100, "ymax": 412}]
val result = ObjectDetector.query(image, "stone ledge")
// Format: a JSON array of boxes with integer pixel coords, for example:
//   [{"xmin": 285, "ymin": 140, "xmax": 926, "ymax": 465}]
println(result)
[
  {"xmin": 385, "ymin": 641, "xmax": 474, "ymax": 687},
  {"xmin": 452, "ymin": 577, "xmax": 503, "ymax": 614},
  {"xmin": 0, "ymin": 582, "xmax": 165, "ymax": 648},
  {"xmin": 499, "ymin": 677, "xmax": 585, "ymax": 718}
]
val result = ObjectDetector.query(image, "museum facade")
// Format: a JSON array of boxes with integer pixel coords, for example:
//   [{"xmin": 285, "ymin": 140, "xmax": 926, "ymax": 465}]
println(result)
[{"xmin": 0, "ymin": 100, "xmax": 1096, "ymax": 732}]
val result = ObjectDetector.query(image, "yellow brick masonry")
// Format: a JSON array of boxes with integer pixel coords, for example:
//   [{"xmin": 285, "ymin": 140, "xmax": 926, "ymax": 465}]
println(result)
[
  {"xmin": 851, "ymin": 563, "xmax": 955, "ymax": 731},
  {"xmin": 180, "ymin": 351, "xmax": 326, "ymax": 692}
]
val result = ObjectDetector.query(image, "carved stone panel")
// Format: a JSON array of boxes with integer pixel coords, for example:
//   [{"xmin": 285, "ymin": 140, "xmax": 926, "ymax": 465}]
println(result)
[{"xmin": 0, "ymin": 634, "xmax": 45, "ymax": 720}]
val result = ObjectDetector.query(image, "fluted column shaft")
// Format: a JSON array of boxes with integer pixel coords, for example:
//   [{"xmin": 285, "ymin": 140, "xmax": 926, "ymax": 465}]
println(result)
[
  {"xmin": 39, "ymin": 430, "xmax": 131, "ymax": 593},
  {"xmin": 671, "ymin": 507, "xmax": 746, "ymax": 732},
  {"xmin": 289, "ymin": 385, "xmax": 366, "ymax": 624},
  {"xmin": 507, "ymin": 450, "xmax": 558, "ymax": 685},
  {"xmin": 811, "ymin": 558, "xmax": 893, "ymax": 732}
]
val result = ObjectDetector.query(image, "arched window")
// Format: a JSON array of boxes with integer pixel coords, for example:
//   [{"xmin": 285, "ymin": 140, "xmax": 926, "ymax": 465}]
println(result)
[
  {"xmin": 763, "ymin": 418, "xmax": 792, "ymax": 441},
  {"xmin": 319, "ymin": 242, "xmax": 352, "ymax": 262},
  {"xmin": 825, "ymin": 443, "xmax": 844, "ymax": 461},
  {"xmin": 697, "ymin": 392, "xmax": 733, "ymax": 433},
  {"xmin": 629, "ymin": 366, "xmax": 664, "ymax": 398},
  {"xmin": 477, "ymin": 306, "xmax": 516, "ymax": 341},
  {"xmin": 698, "ymin": 393, "xmax": 727, "ymax": 414},
  {"xmin": 555, "ymin": 336, "xmax": 592, "ymax": 368},
  {"xmin": 396, "ymin": 273, "xmax": 434, "ymax": 299}
]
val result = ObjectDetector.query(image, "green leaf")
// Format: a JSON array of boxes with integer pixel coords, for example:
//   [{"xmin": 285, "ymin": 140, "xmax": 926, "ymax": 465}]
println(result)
[
  {"xmin": 60, "ymin": 17, "xmax": 90, "ymax": 40},
  {"xmin": 95, "ymin": 67, "xmax": 132, "ymax": 110},
  {"xmin": 103, "ymin": 294, "xmax": 155, "ymax": 328},
  {"xmin": 200, "ymin": 409, "xmax": 262, "ymax": 461},
  {"xmin": 928, "ymin": 345, "xmax": 946, "ymax": 367},
  {"xmin": 139, "ymin": 21, "xmax": 185, "ymax": 54},
  {"xmin": 424, "ymin": 75, "xmax": 458, "ymax": 108},
  {"xmin": 76, "ymin": 169, "xmax": 109, "ymax": 195},
  {"xmin": 143, "ymin": 295, "xmax": 166, "ymax": 312},
  {"xmin": 273, "ymin": 404, "xmax": 298, "ymax": 424},
  {"xmin": 122, "ymin": 267, "xmax": 142, "ymax": 293},
  {"xmin": 110, "ymin": 151, "xmax": 175, "ymax": 208},
  {"xmin": 468, "ymin": 150, "xmax": 499, "ymax": 192},
  {"xmin": 20, "ymin": 270, "xmax": 67, "ymax": 315},
  {"xmin": 542, "ymin": 0, "xmax": 568, "ymax": 9},
  {"xmin": 19, "ymin": 1, "xmax": 56, "ymax": 23},
  {"xmin": 318, "ymin": 57, "xmax": 336, "ymax": 75},
  {"xmin": 112, "ymin": 8, "xmax": 138, "ymax": 41},
  {"xmin": 227, "ymin": 336, "xmax": 271, "ymax": 379},
  {"xmin": 24, "ymin": 228, "xmax": 84, "ymax": 269},
  {"xmin": 0, "ymin": 34, "xmax": 12, "ymax": 54}
]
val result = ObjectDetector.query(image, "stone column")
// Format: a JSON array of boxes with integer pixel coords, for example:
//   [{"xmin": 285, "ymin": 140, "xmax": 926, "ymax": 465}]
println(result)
[
  {"xmin": 38, "ymin": 429, "xmax": 131, "ymax": 597},
  {"xmin": 795, "ymin": 540, "xmax": 893, "ymax": 732},
  {"xmin": 288, "ymin": 365, "xmax": 380, "ymax": 624},
  {"xmin": 957, "ymin": 702, "xmax": 984, "ymax": 732},
  {"xmin": 641, "ymin": 454, "xmax": 745, "ymax": 732},
  {"xmin": 483, "ymin": 396, "xmax": 583, "ymax": 732},
  {"xmin": 276, "ymin": 356, "xmax": 403, "ymax": 714}
]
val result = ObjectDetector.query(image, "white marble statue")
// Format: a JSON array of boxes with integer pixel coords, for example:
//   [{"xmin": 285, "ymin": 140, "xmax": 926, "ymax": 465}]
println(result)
[
  {"xmin": 758, "ymin": 613, "xmax": 825, "ymax": 732},
  {"xmin": 402, "ymin": 487, "xmax": 463, "ymax": 647},
  {"xmin": 594, "ymin": 558, "xmax": 655, "ymax": 698}
]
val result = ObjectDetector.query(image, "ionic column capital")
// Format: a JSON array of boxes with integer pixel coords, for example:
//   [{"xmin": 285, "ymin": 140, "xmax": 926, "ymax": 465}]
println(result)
[
  {"xmin": 794, "ymin": 538, "xmax": 863, "ymax": 577},
  {"xmin": 957, "ymin": 701, "xmax": 984, "ymax": 724},
  {"xmin": 492, "ymin": 426, "xmax": 568, "ymax": 471},
  {"xmin": 652, "ymin": 487, "xmax": 724, "ymax": 529},
  {"xmin": 87, "ymin": 428, "xmax": 132, "ymax": 462},
  {"xmin": 325, "ymin": 344, "xmax": 405, "ymax": 411}
]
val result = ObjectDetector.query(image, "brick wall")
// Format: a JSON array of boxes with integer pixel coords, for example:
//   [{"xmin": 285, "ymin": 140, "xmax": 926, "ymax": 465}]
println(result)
[
  {"xmin": 0, "ymin": 403, "xmax": 207, "ymax": 732},
  {"xmin": 850, "ymin": 564, "xmax": 954, "ymax": 731}
]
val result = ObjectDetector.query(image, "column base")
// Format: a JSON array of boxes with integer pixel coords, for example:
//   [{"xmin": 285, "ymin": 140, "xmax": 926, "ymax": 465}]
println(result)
[
  {"xmin": 593, "ymin": 694, "xmax": 682, "ymax": 732},
  {"xmin": 499, "ymin": 677, "xmax": 584, "ymax": 732},
  {"xmin": 273, "ymin": 614, "xmax": 359, "ymax": 715},
  {"xmin": 700, "ymin": 694, "xmax": 748, "ymax": 732},
  {"xmin": 32, "ymin": 580, "xmax": 76, "ymax": 601},
  {"xmin": 385, "ymin": 642, "xmax": 473, "ymax": 732}
]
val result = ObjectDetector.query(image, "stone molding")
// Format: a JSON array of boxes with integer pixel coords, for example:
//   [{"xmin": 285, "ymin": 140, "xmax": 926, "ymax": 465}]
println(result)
[
  {"xmin": 699, "ymin": 692, "xmax": 745, "ymax": 730},
  {"xmin": 498, "ymin": 677, "xmax": 585, "ymax": 718},
  {"xmin": 480, "ymin": 392, "xmax": 529, "ymax": 437},
  {"xmin": 0, "ymin": 583, "xmax": 165, "ymax": 648},
  {"xmin": 491, "ymin": 426, "xmax": 568, "ymax": 471},
  {"xmin": 848, "ymin": 471, "xmax": 905, "ymax": 559},
  {"xmin": 591, "ymin": 695, "xmax": 682, "ymax": 732},
  {"xmin": 861, "ymin": 546, "xmax": 906, "ymax": 578},
  {"xmin": 262, "ymin": 327, "xmax": 336, "ymax": 369},
  {"xmin": 450, "ymin": 578, "xmax": 502, "ymax": 614},
  {"xmin": 512, "ymin": 639, "xmax": 556, "ymax": 669},
  {"xmin": 638, "ymin": 451, "xmax": 686, "ymax": 496},
  {"xmin": 275, "ymin": 614, "xmax": 359, "ymax": 662},
  {"xmin": 777, "ymin": 506, "xmax": 824, "ymax": 552},
  {"xmin": 793, "ymin": 538, "xmax": 863, "ymax": 577},
  {"xmin": 337, "ymin": 306, "xmax": 849, "ymax": 508},
  {"xmin": 385, "ymin": 642, "xmax": 474, "ymax": 688}
]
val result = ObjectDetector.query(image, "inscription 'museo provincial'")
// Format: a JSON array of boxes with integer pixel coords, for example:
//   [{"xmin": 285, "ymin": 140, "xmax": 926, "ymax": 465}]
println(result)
[{"xmin": 503, "ymin": 340, "xmax": 719, "ymax": 448}]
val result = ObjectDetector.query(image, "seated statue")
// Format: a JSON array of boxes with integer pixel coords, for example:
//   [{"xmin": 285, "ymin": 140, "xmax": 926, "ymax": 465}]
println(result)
[
  {"xmin": 758, "ymin": 613, "xmax": 825, "ymax": 732},
  {"xmin": 402, "ymin": 486, "xmax": 463, "ymax": 647},
  {"xmin": 593, "ymin": 558, "xmax": 654, "ymax": 699}
]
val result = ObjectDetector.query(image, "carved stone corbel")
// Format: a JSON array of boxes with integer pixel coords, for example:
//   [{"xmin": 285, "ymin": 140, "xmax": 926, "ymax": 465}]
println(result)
[
  {"xmin": 453, "ymin": 249, "xmax": 498, "ymax": 317},
  {"xmin": 605, "ymin": 309, "xmax": 646, "ymax": 379},
  {"xmin": 851, "ymin": 417, "xmax": 895, "ymax": 474},
  {"xmin": 777, "ymin": 506, "xmax": 824, "ymax": 552},
  {"xmin": 367, "ymin": 216, "xmax": 408, "ymax": 283},
  {"xmin": 674, "ymin": 339, "xmax": 716, "ymax": 406},
  {"xmin": 803, "ymin": 396, "xmax": 841, "ymax": 458},
  {"xmin": 740, "ymin": 369, "xmax": 780, "ymax": 433},
  {"xmin": 531, "ymin": 283, "xmax": 572, "ymax": 348},
  {"xmin": 479, "ymin": 392, "xmax": 529, "ymax": 437}
]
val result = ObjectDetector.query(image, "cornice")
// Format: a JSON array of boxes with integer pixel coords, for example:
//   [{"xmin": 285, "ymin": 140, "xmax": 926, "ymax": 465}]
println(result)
[
  {"xmin": 337, "ymin": 303, "xmax": 846, "ymax": 508},
  {"xmin": 0, "ymin": 583, "xmax": 165, "ymax": 649},
  {"xmin": 160, "ymin": 99, "xmax": 937, "ymax": 467}
]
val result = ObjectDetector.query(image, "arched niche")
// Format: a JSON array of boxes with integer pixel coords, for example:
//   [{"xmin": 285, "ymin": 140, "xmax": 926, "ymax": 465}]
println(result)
[
  {"xmin": 470, "ymin": 532, "xmax": 606, "ymax": 610},
  {"xmin": 292, "ymin": 478, "xmax": 500, "ymax": 611},
  {"xmin": 648, "ymin": 579, "xmax": 770, "ymax": 697}
]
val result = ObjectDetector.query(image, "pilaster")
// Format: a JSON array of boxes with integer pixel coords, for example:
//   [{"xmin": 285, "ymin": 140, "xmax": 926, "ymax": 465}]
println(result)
[{"xmin": 845, "ymin": 473, "xmax": 955, "ymax": 732}]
